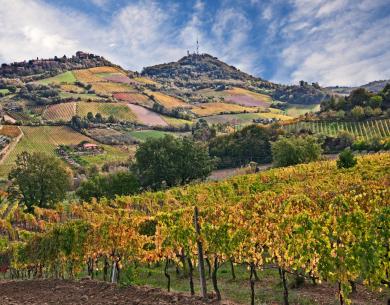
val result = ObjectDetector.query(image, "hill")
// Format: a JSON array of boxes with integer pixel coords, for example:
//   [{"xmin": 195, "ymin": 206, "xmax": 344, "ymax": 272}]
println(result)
[
  {"xmin": 0, "ymin": 51, "xmax": 116, "ymax": 81},
  {"xmin": 142, "ymin": 53, "xmax": 330, "ymax": 105},
  {"xmin": 327, "ymin": 79, "xmax": 390, "ymax": 95},
  {"xmin": 142, "ymin": 53, "xmax": 258, "ymax": 82}
]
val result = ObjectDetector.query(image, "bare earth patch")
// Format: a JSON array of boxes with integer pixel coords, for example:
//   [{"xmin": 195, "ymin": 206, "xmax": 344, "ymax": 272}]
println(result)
[
  {"xmin": 0, "ymin": 279, "xmax": 235, "ymax": 305},
  {"xmin": 127, "ymin": 104, "xmax": 168, "ymax": 127}
]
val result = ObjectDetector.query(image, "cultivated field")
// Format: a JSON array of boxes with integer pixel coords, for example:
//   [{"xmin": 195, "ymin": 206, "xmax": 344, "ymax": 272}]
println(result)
[
  {"xmin": 113, "ymin": 93, "xmax": 153, "ymax": 107},
  {"xmin": 191, "ymin": 102, "xmax": 258, "ymax": 116},
  {"xmin": 60, "ymin": 84, "xmax": 85, "ymax": 93},
  {"xmin": 42, "ymin": 102, "xmax": 76, "ymax": 121},
  {"xmin": 73, "ymin": 69, "xmax": 103, "ymax": 83},
  {"xmin": 77, "ymin": 102, "xmax": 137, "ymax": 122},
  {"xmin": 284, "ymin": 119, "xmax": 390, "ymax": 140},
  {"xmin": 127, "ymin": 104, "xmax": 168, "ymax": 126},
  {"xmin": 38, "ymin": 71, "xmax": 76, "ymax": 85},
  {"xmin": 0, "ymin": 125, "xmax": 22, "ymax": 138},
  {"xmin": 91, "ymin": 82, "xmax": 134, "ymax": 95},
  {"xmin": 161, "ymin": 115, "xmax": 193, "ymax": 127},
  {"xmin": 146, "ymin": 91, "xmax": 190, "ymax": 109},
  {"xmin": 0, "ymin": 126, "xmax": 92, "ymax": 177},
  {"xmin": 204, "ymin": 112, "xmax": 292, "ymax": 125},
  {"xmin": 225, "ymin": 87, "xmax": 272, "ymax": 107},
  {"xmin": 0, "ymin": 126, "xmax": 130, "ymax": 178},
  {"xmin": 88, "ymin": 66, "xmax": 121, "ymax": 74}
]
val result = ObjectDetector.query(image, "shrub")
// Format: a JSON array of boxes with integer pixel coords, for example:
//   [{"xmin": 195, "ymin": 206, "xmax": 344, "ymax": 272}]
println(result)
[
  {"xmin": 271, "ymin": 136, "xmax": 322, "ymax": 167},
  {"xmin": 337, "ymin": 148, "xmax": 357, "ymax": 169}
]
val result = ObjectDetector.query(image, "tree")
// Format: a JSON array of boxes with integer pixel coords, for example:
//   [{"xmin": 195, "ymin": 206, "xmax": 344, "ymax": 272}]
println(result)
[
  {"xmin": 209, "ymin": 125, "xmax": 280, "ymax": 168},
  {"xmin": 271, "ymin": 136, "xmax": 322, "ymax": 167},
  {"xmin": 8, "ymin": 152, "xmax": 71, "ymax": 212},
  {"xmin": 133, "ymin": 136, "xmax": 215, "ymax": 190},
  {"xmin": 348, "ymin": 88, "xmax": 371, "ymax": 107},
  {"xmin": 351, "ymin": 106, "xmax": 365, "ymax": 120},
  {"xmin": 76, "ymin": 171, "xmax": 140, "ymax": 202},
  {"xmin": 337, "ymin": 148, "xmax": 357, "ymax": 169},
  {"xmin": 369, "ymin": 95, "xmax": 383, "ymax": 108},
  {"xmin": 87, "ymin": 112, "xmax": 94, "ymax": 122}
]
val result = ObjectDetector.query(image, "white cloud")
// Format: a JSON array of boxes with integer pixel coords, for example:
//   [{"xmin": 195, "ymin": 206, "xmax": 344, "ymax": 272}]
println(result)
[
  {"xmin": 0, "ymin": 0, "xmax": 259, "ymax": 75},
  {"xmin": 274, "ymin": 0, "xmax": 390, "ymax": 86}
]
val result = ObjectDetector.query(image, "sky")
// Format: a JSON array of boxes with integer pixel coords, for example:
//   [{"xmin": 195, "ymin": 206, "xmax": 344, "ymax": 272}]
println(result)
[{"xmin": 0, "ymin": 0, "xmax": 389, "ymax": 86}]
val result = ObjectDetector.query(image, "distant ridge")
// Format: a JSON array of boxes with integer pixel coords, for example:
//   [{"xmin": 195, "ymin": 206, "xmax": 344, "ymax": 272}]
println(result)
[{"xmin": 0, "ymin": 51, "xmax": 116, "ymax": 80}]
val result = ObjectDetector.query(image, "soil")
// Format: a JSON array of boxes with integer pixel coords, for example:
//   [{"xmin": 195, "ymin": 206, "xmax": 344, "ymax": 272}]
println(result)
[{"xmin": 0, "ymin": 279, "xmax": 236, "ymax": 305}]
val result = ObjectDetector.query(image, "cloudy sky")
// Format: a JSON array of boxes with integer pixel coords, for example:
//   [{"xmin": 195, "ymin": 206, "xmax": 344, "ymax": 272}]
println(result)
[{"xmin": 0, "ymin": 0, "xmax": 389, "ymax": 86}]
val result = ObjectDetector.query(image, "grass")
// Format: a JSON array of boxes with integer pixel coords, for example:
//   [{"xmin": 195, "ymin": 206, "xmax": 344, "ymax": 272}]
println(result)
[
  {"xmin": 115, "ymin": 263, "xmax": 318, "ymax": 305},
  {"xmin": 191, "ymin": 103, "xmax": 258, "ymax": 117},
  {"xmin": 77, "ymin": 102, "xmax": 137, "ymax": 122},
  {"xmin": 80, "ymin": 145, "xmax": 130, "ymax": 166},
  {"xmin": 38, "ymin": 71, "xmax": 76, "ymax": 85},
  {"xmin": 128, "ymin": 130, "xmax": 175, "ymax": 141},
  {"xmin": 284, "ymin": 104, "xmax": 321, "ymax": 117}
]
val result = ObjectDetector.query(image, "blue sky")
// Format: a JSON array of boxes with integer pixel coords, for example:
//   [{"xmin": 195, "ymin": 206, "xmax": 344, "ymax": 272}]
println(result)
[{"xmin": 0, "ymin": 0, "xmax": 389, "ymax": 86}]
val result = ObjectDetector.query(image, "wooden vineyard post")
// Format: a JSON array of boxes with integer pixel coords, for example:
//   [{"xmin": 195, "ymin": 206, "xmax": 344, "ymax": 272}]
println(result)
[{"xmin": 194, "ymin": 206, "xmax": 207, "ymax": 299}]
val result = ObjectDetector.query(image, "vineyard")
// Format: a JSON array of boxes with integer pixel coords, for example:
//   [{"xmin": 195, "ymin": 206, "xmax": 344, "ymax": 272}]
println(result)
[
  {"xmin": 76, "ymin": 102, "xmax": 137, "ymax": 122},
  {"xmin": 0, "ymin": 153, "xmax": 388, "ymax": 304},
  {"xmin": 42, "ymin": 102, "xmax": 76, "ymax": 121},
  {"xmin": 284, "ymin": 119, "xmax": 390, "ymax": 140},
  {"xmin": 0, "ymin": 126, "xmax": 129, "ymax": 178}
]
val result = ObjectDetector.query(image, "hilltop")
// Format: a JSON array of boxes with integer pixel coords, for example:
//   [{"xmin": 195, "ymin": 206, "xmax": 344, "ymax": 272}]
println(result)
[
  {"xmin": 0, "ymin": 51, "xmax": 116, "ymax": 81},
  {"xmin": 142, "ymin": 53, "xmax": 258, "ymax": 82}
]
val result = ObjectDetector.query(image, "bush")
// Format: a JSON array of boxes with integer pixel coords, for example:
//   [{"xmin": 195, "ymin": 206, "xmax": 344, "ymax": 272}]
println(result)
[
  {"xmin": 76, "ymin": 171, "xmax": 140, "ymax": 202},
  {"xmin": 337, "ymin": 149, "xmax": 357, "ymax": 169},
  {"xmin": 271, "ymin": 136, "xmax": 322, "ymax": 167}
]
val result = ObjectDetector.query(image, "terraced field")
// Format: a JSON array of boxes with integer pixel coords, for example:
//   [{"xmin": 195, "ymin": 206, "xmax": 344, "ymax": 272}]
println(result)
[
  {"xmin": 42, "ymin": 102, "xmax": 76, "ymax": 121},
  {"xmin": 284, "ymin": 119, "xmax": 390, "ymax": 140},
  {"xmin": 77, "ymin": 102, "xmax": 137, "ymax": 121},
  {"xmin": 191, "ymin": 102, "xmax": 258, "ymax": 116}
]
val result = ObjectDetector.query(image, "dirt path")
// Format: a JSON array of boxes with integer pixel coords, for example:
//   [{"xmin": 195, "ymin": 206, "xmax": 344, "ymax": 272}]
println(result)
[
  {"xmin": 0, "ymin": 279, "xmax": 235, "ymax": 305},
  {"xmin": 127, "ymin": 104, "xmax": 168, "ymax": 127}
]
